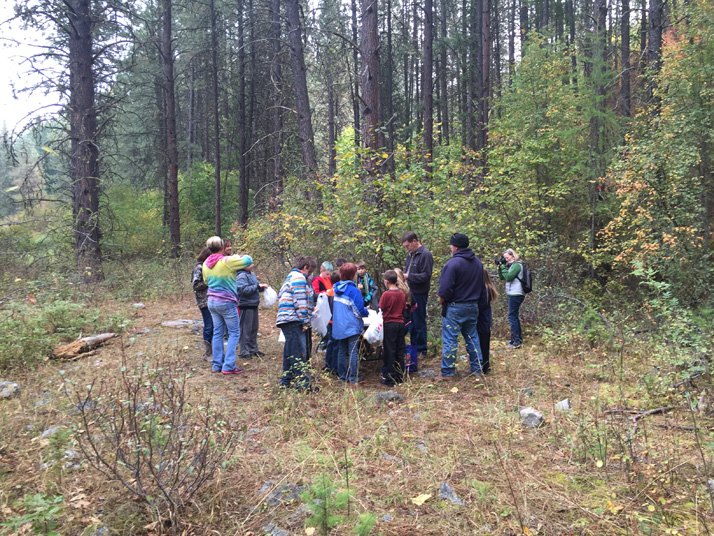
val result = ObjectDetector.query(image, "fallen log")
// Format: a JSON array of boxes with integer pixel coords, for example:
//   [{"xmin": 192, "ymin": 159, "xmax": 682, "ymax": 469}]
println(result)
[{"xmin": 52, "ymin": 333, "xmax": 117, "ymax": 359}]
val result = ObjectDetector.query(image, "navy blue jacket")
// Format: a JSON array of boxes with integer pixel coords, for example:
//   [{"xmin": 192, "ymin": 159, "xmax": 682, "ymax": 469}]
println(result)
[{"xmin": 437, "ymin": 248, "xmax": 485, "ymax": 304}]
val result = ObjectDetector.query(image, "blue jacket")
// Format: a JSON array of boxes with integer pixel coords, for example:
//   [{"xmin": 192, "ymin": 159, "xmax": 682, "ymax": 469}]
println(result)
[
  {"xmin": 236, "ymin": 270, "xmax": 261, "ymax": 308},
  {"xmin": 437, "ymin": 248, "xmax": 484, "ymax": 304},
  {"xmin": 332, "ymin": 280, "xmax": 369, "ymax": 339}
]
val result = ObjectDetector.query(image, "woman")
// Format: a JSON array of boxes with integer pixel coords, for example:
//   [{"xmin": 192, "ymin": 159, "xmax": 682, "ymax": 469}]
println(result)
[
  {"xmin": 332, "ymin": 263, "xmax": 369, "ymax": 384},
  {"xmin": 192, "ymin": 247, "xmax": 214, "ymax": 361},
  {"xmin": 202, "ymin": 236, "xmax": 253, "ymax": 374},
  {"xmin": 498, "ymin": 248, "xmax": 525, "ymax": 349},
  {"xmin": 478, "ymin": 270, "xmax": 499, "ymax": 372}
]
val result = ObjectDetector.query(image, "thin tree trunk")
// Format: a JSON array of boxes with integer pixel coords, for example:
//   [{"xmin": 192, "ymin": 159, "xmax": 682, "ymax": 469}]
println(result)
[
  {"xmin": 440, "ymin": 0, "xmax": 450, "ymax": 145},
  {"xmin": 621, "ymin": 0, "xmax": 631, "ymax": 117},
  {"xmin": 647, "ymin": 0, "xmax": 663, "ymax": 107},
  {"xmin": 238, "ymin": 0, "xmax": 249, "ymax": 225},
  {"xmin": 286, "ymin": 0, "xmax": 318, "ymax": 188},
  {"xmin": 423, "ymin": 0, "xmax": 434, "ymax": 176},
  {"xmin": 361, "ymin": 0, "xmax": 381, "ymax": 177},
  {"xmin": 210, "ymin": 0, "xmax": 221, "ymax": 235},
  {"xmin": 476, "ymin": 0, "xmax": 490, "ymax": 183},
  {"xmin": 270, "ymin": 0, "xmax": 283, "ymax": 201},
  {"xmin": 385, "ymin": 0, "xmax": 395, "ymax": 177},
  {"xmin": 352, "ymin": 0, "xmax": 361, "ymax": 150},
  {"xmin": 67, "ymin": 0, "xmax": 102, "ymax": 282}
]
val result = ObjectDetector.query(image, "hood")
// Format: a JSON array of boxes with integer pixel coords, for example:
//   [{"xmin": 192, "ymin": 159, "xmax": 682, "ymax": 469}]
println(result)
[
  {"xmin": 334, "ymin": 280, "xmax": 354, "ymax": 296},
  {"xmin": 453, "ymin": 248, "xmax": 476, "ymax": 261},
  {"xmin": 205, "ymin": 253, "xmax": 224, "ymax": 269}
]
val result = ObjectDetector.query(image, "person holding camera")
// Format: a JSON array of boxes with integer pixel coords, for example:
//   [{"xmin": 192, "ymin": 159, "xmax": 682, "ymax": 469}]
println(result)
[{"xmin": 497, "ymin": 248, "xmax": 525, "ymax": 349}]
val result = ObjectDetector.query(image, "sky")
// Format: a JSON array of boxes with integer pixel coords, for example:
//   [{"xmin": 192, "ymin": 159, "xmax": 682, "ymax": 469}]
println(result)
[{"xmin": 0, "ymin": 3, "xmax": 61, "ymax": 135}]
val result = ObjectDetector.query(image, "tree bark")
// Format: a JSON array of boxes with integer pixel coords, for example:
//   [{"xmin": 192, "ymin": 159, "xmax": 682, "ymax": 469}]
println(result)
[
  {"xmin": 270, "ymin": 0, "xmax": 283, "ymax": 202},
  {"xmin": 162, "ymin": 0, "xmax": 181, "ymax": 257},
  {"xmin": 286, "ymin": 0, "xmax": 318, "ymax": 187},
  {"xmin": 439, "ymin": 0, "xmax": 450, "ymax": 145},
  {"xmin": 210, "ymin": 0, "xmax": 222, "ymax": 235},
  {"xmin": 423, "ymin": 0, "xmax": 434, "ymax": 176},
  {"xmin": 647, "ymin": 0, "xmax": 663, "ymax": 107},
  {"xmin": 238, "ymin": 0, "xmax": 249, "ymax": 225},
  {"xmin": 361, "ymin": 0, "xmax": 381, "ymax": 177},
  {"xmin": 476, "ymin": 0, "xmax": 490, "ymax": 183},
  {"xmin": 620, "ymin": 0, "xmax": 631, "ymax": 117},
  {"xmin": 67, "ymin": 0, "xmax": 103, "ymax": 282}
]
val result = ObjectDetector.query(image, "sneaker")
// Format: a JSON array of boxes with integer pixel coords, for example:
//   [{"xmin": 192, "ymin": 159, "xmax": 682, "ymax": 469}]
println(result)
[
  {"xmin": 506, "ymin": 343, "xmax": 522, "ymax": 349},
  {"xmin": 436, "ymin": 375, "xmax": 455, "ymax": 382},
  {"xmin": 253, "ymin": 351, "xmax": 265, "ymax": 357},
  {"xmin": 380, "ymin": 379, "xmax": 396, "ymax": 387},
  {"xmin": 211, "ymin": 367, "xmax": 221, "ymax": 373},
  {"xmin": 239, "ymin": 354, "xmax": 253, "ymax": 360},
  {"xmin": 222, "ymin": 368, "xmax": 244, "ymax": 375}
]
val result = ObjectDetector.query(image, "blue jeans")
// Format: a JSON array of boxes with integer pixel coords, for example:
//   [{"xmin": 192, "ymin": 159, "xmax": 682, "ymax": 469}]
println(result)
[
  {"xmin": 440, "ymin": 301, "xmax": 483, "ymax": 377},
  {"xmin": 337, "ymin": 334, "xmax": 361, "ymax": 383},
  {"xmin": 508, "ymin": 295, "xmax": 525, "ymax": 345},
  {"xmin": 199, "ymin": 305, "xmax": 213, "ymax": 342},
  {"xmin": 208, "ymin": 300, "xmax": 240, "ymax": 371},
  {"xmin": 279, "ymin": 321, "xmax": 309, "ymax": 388},
  {"xmin": 409, "ymin": 293, "xmax": 429, "ymax": 354},
  {"xmin": 325, "ymin": 324, "xmax": 338, "ymax": 373}
]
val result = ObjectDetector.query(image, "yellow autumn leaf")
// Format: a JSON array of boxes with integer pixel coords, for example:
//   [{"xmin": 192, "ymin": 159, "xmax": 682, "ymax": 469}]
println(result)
[
  {"xmin": 450, "ymin": 387, "xmax": 459, "ymax": 393},
  {"xmin": 381, "ymin": 153, "xmax": 388, "ymax": 159},
  {"xmin": 305, "ymin": 528, "xmax": 316, "ymax": 535},
  {"xmin": 596, "ymin": 460, "xmax": 604, "ymax": 468},
  {"xmin": 411, "ymin": 494, "xmax": 432, "ymax": 506}
]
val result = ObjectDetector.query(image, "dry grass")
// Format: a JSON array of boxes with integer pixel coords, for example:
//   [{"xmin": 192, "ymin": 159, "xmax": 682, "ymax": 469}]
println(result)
[{"xmin": 1, "ymin": 294, "xmax": 712, "ymax": 535}]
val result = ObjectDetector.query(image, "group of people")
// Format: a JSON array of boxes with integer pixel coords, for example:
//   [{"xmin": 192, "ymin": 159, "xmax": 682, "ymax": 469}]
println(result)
[{"xmin": 191, "ymin": 231, "xmax": 528, "ymax": 387}]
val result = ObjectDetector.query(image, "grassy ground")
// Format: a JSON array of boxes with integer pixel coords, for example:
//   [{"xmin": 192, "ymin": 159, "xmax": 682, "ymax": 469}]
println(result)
[{"xmin": 1, "ymin": 292, "xmax": 712, "ymax": 535}]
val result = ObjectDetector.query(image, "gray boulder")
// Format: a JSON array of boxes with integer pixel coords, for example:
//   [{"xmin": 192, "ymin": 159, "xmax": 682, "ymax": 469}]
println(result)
[
  {"xmin": 519, "ymin": 407, "xmax": 545, "ymax": 428},
  {"xmin": 439, "ymin": 482, "xmax": 464, "ymax": 505},
  {"xmin": 263, "ymin": 523, "xmax": 289, "ymax": 536},
  {"xmin": 373, "ymin": 390, "xmax": 405, "ymax": 405},
  {"xmin": 41, "ymin": 424, "xmax": 66, "ymax": 438},
  {"xmin": 0, "ymin": 381, "xmax": 21, "ymax": 400},
  {"xmin": 417, "ymin": 369, "xmax": 438, "ymax": 378}
]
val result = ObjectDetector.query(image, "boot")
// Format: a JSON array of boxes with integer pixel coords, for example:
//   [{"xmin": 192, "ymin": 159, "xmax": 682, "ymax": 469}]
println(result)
[{"xmin": 202, "ymin": 340, "xmax": 213, "ymax": 362}]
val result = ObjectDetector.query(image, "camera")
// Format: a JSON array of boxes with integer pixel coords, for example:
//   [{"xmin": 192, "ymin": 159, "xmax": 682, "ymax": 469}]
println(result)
[{"xmin": 495, "ymin": 256, "xmax": 507, "ymax": 266}]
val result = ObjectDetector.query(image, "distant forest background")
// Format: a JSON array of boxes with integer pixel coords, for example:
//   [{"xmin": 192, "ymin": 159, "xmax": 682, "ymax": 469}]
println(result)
[{"xmin": 1, "ymin": 0, "xmax": 713, "ymax": 310}]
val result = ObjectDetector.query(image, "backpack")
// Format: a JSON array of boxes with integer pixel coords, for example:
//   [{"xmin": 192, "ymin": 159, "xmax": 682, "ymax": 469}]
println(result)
[{"xmin": 517, "ymin": 262, "xmax": 533, "ymax": 294}]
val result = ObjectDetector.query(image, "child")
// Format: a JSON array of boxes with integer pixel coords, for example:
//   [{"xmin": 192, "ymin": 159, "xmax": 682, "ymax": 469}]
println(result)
[
  {"xmin": 379, "ymin": 270, "xmax": 406, "ymax": 386},
  {"xmin": 323, "ymin": 271, "xmax": 341, "ymax": 374},
  {"xmin": 478, "ymin": 270, "xmax": 499, "ymax": 374},
  {"xmin": 236, "ymin": 263, "xmax": 267, "ymax": 359},
  {"xmin": 355, "ymin": 260, "xmax": 378, "ymax": 308},
  {"xmin": 313, "ymin": 261, "xmax": 334, "ymax": 352},
  {"xmin": 192, "ymin": 247, "xmax": 213, "ymax": 361},
  {"xmin": 333, "ymin": 263, "xmax": 369, "ymax": 384}
]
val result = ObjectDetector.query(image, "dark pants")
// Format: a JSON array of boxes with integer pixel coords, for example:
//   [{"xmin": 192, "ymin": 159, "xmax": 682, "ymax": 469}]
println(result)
[
  {"xmin": 409, "ymin": 293, "xmax": 429, "ymax": 355},
  {"xmin": 508, "ymin": 295, "xmax": 525, "ymax": 345},
  {"xmin": 199, "ymin": 305, "xmax": 213, "ymax": 342},
  {"xmin": 239, "ymin": 307, "xmax": 259, "ymax": 356},
  {"xmin": 477, "ymin": 328, "xmax": 491, "ymax": 373},
  {"xmin": 325, "ymin": 324, "xmax": 338, "ymax": 373},
  {"xmin": 382, "ymin": 322, "xmax": 406, "ymax": 386},
  {"xmin": 279, "ymin": 321, "xmax": 309, "ymax": 388}
]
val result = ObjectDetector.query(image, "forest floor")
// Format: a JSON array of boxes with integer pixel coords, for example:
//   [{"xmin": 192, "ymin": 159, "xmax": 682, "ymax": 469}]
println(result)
[{"xmin": 1, "ymin": 294, "xmax": 712, "ymax": 536}]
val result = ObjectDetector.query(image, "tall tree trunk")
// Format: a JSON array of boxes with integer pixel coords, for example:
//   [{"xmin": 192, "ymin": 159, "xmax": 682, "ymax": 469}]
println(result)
[
  {"xmin": 361, "ymin": 0, "xmax": 381, "ymax": 176},
  {"xmin": 238, "ymin": 0, "xmax": 249, "ymax": 225},
  {"xmin": 162, "ymin": 0, "xmax": 181, "ymax": 257},
  {"xmin": 351, "ymin": 0, "xmax": 361, "ymax": 150},
  {"xmin": 327, "ymin": 68, "xmax": 337, "ymax": 178},
  {"xmin": 67, "ymin": 0, "xmax": 102, "ymax": 282},
  {"xmin": 423, "ymin": 0, "xmax": 434, "ymax": 176},
  {"xmin": 566, "ymin": 0, "xmax": 577, "ymax": 86},
  {"xmin": 647, "ymin": 0, "xmax": 663, "ymax": 107},
  {"xmin": 476, "ymin": 0, "xmax": 490, "ymax": 183},
  {"xmin": 466, "ymin": 0, "xmax": 477, "ymax": 179},
  {"xmin": 270, "ymin": 0, "xmax": 283, "ymax": 201},
  {"xmin": 439, "ymin": 0, "xmax": 450, "ymax": 145},
  {"xmin": 384, "ymin": 0, "xmax": 396, "ymax": 176},
  {"xmin": 620, "ymin": 0, "xmax": 631, "ymax": 117},
  {"xmin": 520, "ymin": 0, "xmax": 529, "ymax": 51},
  {"xmin": 509, "ymin": 0, "xmax": 516, "ymax": 84},
  {"xmin": 286, "ymin": 0, "xmax": 318, "ymax": 187},
  {"xmin": 210, "ymin": 0, "xmax": 221, "ymax": 235}
]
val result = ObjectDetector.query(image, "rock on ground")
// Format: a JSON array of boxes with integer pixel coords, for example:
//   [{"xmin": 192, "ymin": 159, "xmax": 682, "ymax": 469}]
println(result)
[
  {"xmin": 0, "ymin": 381, "xmax": 21, "ymax": 400},
  {"xmin": 417, "ymin": 369, "xmax": 437, "ymax": 378},
  {"xmin": 161, "ymin": 319, "xmax": 202, "ymax": 329},
  {"xmin": 554, "ymin": 398, "xmax": 571, "ymax": 411},
  {"xmin": 439, "ymin": 482, "xmax": 464, "ymax": 505},
  {"xmin": 373, "ymin": 390, "xmax": 405, "ymax": 405},
  {"xmin": 519, "ymin": 407, "xmax": 545, "ymax": 428}
]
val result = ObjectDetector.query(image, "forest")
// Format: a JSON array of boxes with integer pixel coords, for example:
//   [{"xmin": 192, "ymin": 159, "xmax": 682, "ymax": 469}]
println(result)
[{"xmin": 1, "ymin": 0, "xmax": 713, "ymax": 533}]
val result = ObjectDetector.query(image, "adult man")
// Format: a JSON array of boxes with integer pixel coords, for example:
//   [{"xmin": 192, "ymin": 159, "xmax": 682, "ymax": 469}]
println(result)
[
  {"xmin": 276, "ymin": 256, "xmax": 316, "ymax": 391},
  {"xmin": 402, "ymin": 231, "xmax": 434, "ymax": 359},
  {"xmin": 437, "ymin": 233, "xmax": 485, "ymax": 381}
]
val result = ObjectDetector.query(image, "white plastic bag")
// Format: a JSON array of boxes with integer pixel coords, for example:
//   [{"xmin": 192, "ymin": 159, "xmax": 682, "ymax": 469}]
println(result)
[
  {"xmin": 311, "ymin": 293, "xmax": 331, "ymax": 337},
  {"xmin": 262, "ymin": 286, "xmax": 278, "ymax": 307},
  {"xmin": 278, "ymin": 329, "xmax": 285, "ymax": 343},
  {"xmin": 364, "ymin": 310, "xmax": 383, "ymax": 345}
]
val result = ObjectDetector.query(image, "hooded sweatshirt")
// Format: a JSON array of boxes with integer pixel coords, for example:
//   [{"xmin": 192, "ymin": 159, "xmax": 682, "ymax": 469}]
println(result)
[
  {"xmin": 332, "ymin": 280, "xmax": 369, "ymax": 339},
  {"xmin": 437, "ymin": 248, "xmax": 484, "ymax": 304},
  {"xmin": 202, "ymin": 253, "xmax": 253, "ymax": 304}
]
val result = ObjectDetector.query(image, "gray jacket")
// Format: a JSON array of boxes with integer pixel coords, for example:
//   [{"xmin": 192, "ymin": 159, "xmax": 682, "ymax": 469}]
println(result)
[{"xmin": 236, "ymin": 270, "xmax": 261, "ymax": 308}]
